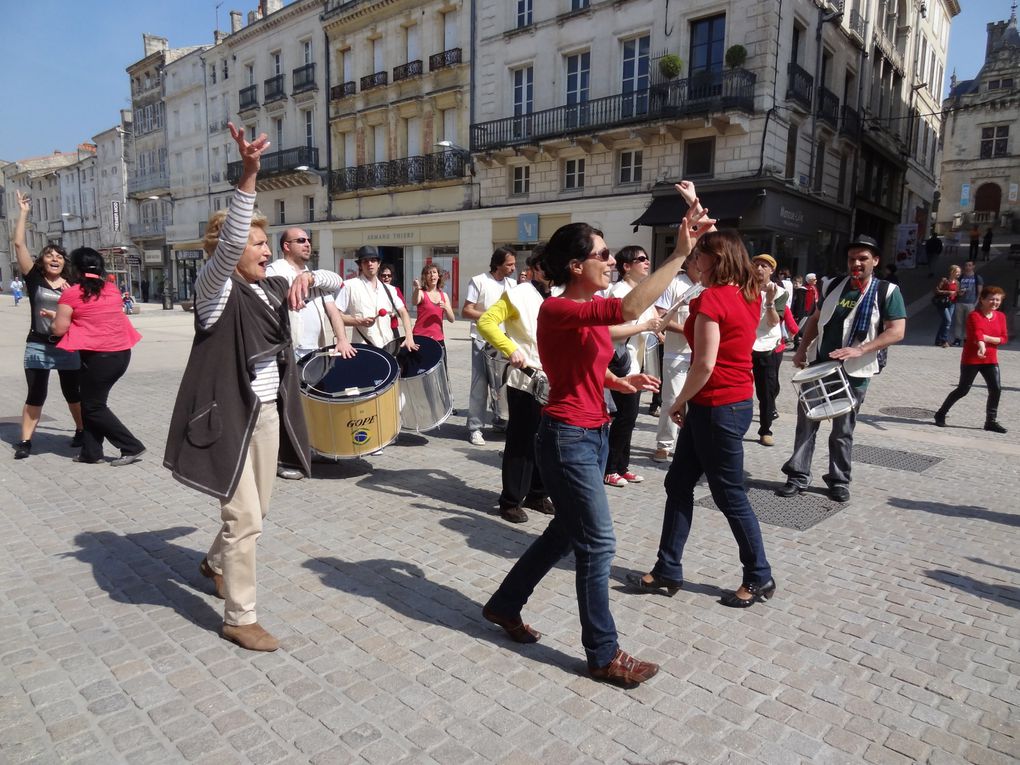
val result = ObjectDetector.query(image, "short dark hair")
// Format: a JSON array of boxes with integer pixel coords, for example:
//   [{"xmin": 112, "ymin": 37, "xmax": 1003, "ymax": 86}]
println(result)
[
  {"xmin": 543, "ymin": 223, "xmax": 603, "ymax": 287},
  {"xmin": 32, "ymin": 244, "xmax": 71, "ymax": 281},
  {"xmin": 526, "ymin": 242, "xmax": 546, "ymax": 271},
  {"xmin": 489, "ymin": 246, "xmax": 516, "ymax": 273},
  {"xmin": 614, "ymin": 245, "xmax": 646, "ymax": 278}
]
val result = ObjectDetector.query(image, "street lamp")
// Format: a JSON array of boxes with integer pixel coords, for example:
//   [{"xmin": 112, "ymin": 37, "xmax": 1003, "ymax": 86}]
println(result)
[{"xmin": 295, "ymin": 165, "xmax": 329, "ymax": 184}]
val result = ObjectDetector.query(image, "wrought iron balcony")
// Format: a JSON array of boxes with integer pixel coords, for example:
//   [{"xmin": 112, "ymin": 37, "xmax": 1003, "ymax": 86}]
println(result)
[
  {"xmin": 817, "ymin": 86, "xmax": 839, "ymax": 128},
  {"xmin": 127, "ymin": 171, "xmax": 170, "ymax": 195},
  {"xmin": 787, "ymin": 63, "xmax": 813, "ymax": 109},
  {"xmin": 129, "ymin": 219, "xmax": 167, "ymax": 238},
  {"xmin": 264, "ymin": 74, "xmax": 286, "ymax": 103},
  {"xmin": 393, "ymin": 60, "xmax": 423, "ymax": 82},
  {"xmin": 429, "ymin": 48, "xmax": 462, "ymax": 72},
  {"xmin": 331, "ymin": 81, "xmax": 357, "ymax": 100},
  {"xmin": 848, "ymin": 9, "xmax": 866, "ymax": 39},
  {"xmin": 226, "ymin": 145, "xmax": 320, "ymax": 184},
  {"xmin": 329, "ymin": 150, "xmax": 466, "ymax": 194},
  {"xmin": 360, "ymin": 71, "xmax": 388, "ymax": 91},
  {"xmin": 470, "ymin": 69, "xmax": 756, "ymax": 152},
  {"xmin": 239, "ymin": 84, "xmax": 258, "ymax": 111},
  {"xmin": 293, "ymin": 63, "xmax": 316, "ymax": 93},
  {"xmin": 840, "ymin": 104, "xmax": 861, "ymax": 139}
]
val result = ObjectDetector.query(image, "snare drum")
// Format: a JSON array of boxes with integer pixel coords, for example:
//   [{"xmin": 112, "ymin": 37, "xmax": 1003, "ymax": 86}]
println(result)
[
  {"xmin": 791, "ymin": 361, "xmax": 857, "ymax": 421},
  {"xmin": 299, "ymin": 344, "xmax": 401, "ymax": 458},
  {"xmin": 481, "ymin": 342, "xmax": 510, "ymax": 388},
  {"xmin": 394, "ymin": 335, "xmax": 453, "ymax": 433}
]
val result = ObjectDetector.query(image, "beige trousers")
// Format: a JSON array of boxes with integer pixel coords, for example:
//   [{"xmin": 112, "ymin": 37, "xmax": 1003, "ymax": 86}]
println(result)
[{"xmin": 206, "ymin": 406, "xmax": 279, "ymax": 626}]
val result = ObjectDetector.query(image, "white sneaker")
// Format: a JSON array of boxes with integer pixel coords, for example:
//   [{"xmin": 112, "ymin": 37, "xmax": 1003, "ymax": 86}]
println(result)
[{"xmin": 469, "ymin": 430, "xmax": 485, "ymax": 446}]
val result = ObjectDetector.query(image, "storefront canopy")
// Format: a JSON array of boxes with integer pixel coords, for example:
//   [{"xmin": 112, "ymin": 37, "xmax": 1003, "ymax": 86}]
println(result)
[{"xmin": 631, "ymin": 188, "xmax": 761, "ymax": 228}]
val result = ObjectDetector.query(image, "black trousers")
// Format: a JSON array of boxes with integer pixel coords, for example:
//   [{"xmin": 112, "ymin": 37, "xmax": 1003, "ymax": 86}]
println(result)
[
  {"xmin": 500, "ymin": 386, "xmax": 546, "ymax": 507},
  {"xmin": 752, "ymin": 349, "xmax": 781, "ymax": 436},
  {"xmin": 606, "ymin": 389, "xmax": 640, "ymax": 475},
  {"xmin": 938, "ymin": 363, "xmax": 1001, "ymax": 422},
  {"xmin": 78, "ymin": 350, "xmax": 144, "ymax": 461}
]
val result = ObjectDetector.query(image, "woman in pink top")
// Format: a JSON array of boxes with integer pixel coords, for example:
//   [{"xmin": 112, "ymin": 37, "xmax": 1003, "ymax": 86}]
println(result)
[
  {"xmin": 52, "ymin": 248, "xmax": 144, "ymax": 465},
  {"xmin": 411, "ymin": 263, "xmax": 456, "ymax": 353}
]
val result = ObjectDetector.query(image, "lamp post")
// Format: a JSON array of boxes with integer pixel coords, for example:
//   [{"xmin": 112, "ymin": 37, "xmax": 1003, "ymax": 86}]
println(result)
[{"xmin": 147, "ymin": 194, "xmax": 176, "ymax": 309}]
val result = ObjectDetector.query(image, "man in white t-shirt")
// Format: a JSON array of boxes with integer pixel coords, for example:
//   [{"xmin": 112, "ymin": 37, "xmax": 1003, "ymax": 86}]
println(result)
[
  {"xmin": 462, "ymin": 246, "xmax": 516, "ymax": 446},
  {"xmin": 265, "ymin": 228, "xmax": 355, "ymax": 478},
  {"xmin": 337, "ymin": 246, "xmax": 417, "ymax": 351},
  {"xmin": 750, "ymin": 254, "xmax": 785, "ymax": 447}
]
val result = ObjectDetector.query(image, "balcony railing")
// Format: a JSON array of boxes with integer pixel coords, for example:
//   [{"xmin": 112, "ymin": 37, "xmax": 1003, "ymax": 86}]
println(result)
[
  {"xmin": 293, "ymin": 63, "xmax": 316, "ymax": 93},
  {"xmin": 127, "ymin": 171, "xmax": 170, "ymax": 195},
  {"xmin": 848, "ymin": 9, "xmax": 866, "ymax": 39},
  {"xmin": 129, "ymin": 219, "xmax": 168, "ymax": 238},
  {"xmin": 470, "ymin": 69, "xmax": 756, "ymax": 152},
  {"xmin": 393, "ymin": 60, "xmax": 423, "ymax": 82},
  {"xmin": 429, "ymin": 48, "xmax": 462, "ymax": 71},
  {"xmin": 787, "ymin": 63, "xmax": 813, "ymax": 109},
  {"xmin": 840, "ymin": 104, "xmax": 861, "ymax": 138},
  {"xmin": 361, "ymin": 71, "xmax": 388, "ymax": 91},
  {"xmin": 226, "ymin": 145, "xmax": 319, "ymax": 184},
  {"xmin": 331, "ymin": 81, "xmax": 357, "ymax": 100},
  {"xmin": 817, "ymin": 86, "xmax": 839, "ymax": 128},
  {"xmin": 239, "ymin": 84, "xmax": 258, "ymax": 111},
  {"xmin": 329, "ymin": 150, "xmax": 466, "ymax": 194},
  {"xmin": 264, "ymin": 74, "xmax": 286, "ymax": 103}
]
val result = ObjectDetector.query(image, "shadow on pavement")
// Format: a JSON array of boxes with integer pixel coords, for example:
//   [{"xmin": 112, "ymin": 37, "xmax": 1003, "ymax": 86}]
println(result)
[
  {"xmin": 925, "ymin": 569, "xmax": 1020, "ymax": 610},
  {"xmin": 0, "ymin": 422, "xmax": 77, "ymax": 456},
  {"xmin": 888, "ymin": 497, "xmax": 1020, "ymax": 528},
  {"xmin": 302, "ymin": 556, "xmax": 580, "ymax": 673},
  {"xmin": 64, "ymin": 526, "xmax": 222, "ymax": 633},
  {"xmin": 354, "ymin": 467, "xmax": 499, "ymax": 515},
  {"xmin": 967, "ymin": 557, "xmax": 1020, "ymax": 576}
]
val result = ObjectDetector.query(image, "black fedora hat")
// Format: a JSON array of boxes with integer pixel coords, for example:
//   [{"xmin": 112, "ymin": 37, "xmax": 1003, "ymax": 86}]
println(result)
[
  {"xmin": 355, "ymin": 245, "xmax": 380, "ymax": 262},
  {"xmin": 847, "ymin": 235, "xmax": 880, "ymax": 257}
]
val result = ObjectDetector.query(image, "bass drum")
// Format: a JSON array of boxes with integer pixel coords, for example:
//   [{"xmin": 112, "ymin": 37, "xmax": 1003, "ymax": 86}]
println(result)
[
  {"xmin": 298, "ymin": 344, "xmax": 400, "ymax": 458},
  {"xmin": 393, "ymin": 335, "xmax": 453, "ymax": 433}
]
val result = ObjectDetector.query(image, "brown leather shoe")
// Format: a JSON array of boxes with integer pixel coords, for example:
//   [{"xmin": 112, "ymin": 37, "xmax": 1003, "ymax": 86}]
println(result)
[
  {"xmin": 499, "ymin": 503, "xmax": 528, "ymax": 524},
  {"xmin": 589, "ymin": 649, "xmax": 659, "ymax": 688},
  {"xmin": 199, "ymin": 558, "xmax": 225, "ymax": 599},
  {"xmin": 222, "ymin": 622, "xmax": 279, "ymax": 652},
  {"xmin": 522, "ymin": 496, "xmax": 555, "ymax": 515},
  {"xmin": 481, "ymin": 605, "xmax": 540, "ymax": 643}
]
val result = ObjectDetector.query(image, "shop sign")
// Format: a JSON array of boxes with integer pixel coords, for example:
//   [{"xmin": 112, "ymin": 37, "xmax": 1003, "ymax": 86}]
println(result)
[
  {"xmin": 517, "ymin": 213, "xmax": 539, "ymax": 242},
  {"xmin": 143, "ymin": 249, "xmax": 163, "ymax": 265},
  {"xmin": 960, "ymin": 183, "xmax": 970, "ymax": 207},
  {"xmin": 175, "ymin": 250, "xmax": 203, "ymax": 260},
  {"xmin": 894, "ymin": 223, "xmax": 919, "ymax": 269},
  {"xmin": 1009, "ymin": 183, "xmax": 1018, "ymax": 203}
]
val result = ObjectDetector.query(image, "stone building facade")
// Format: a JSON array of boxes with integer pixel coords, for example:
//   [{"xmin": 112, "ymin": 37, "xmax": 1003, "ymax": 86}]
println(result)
[{"xmin": 938, "ymin": 7, "xmax": 1020, "ymax": 234}]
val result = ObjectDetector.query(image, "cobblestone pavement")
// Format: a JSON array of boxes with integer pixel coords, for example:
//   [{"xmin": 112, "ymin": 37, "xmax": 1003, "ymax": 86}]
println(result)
[{"xmin": 0, "ymin": 288, "xmax": 1016, "ymax": 765}]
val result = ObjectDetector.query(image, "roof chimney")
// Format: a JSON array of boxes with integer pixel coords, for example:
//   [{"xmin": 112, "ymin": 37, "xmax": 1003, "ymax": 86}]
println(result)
[
  {"xmin": 230, "ymin": 10, "xmax": 242, "ymax": 32},
  {"xmin": 214, "ymin": 30, "xmax": 227, "ymax": 44}
]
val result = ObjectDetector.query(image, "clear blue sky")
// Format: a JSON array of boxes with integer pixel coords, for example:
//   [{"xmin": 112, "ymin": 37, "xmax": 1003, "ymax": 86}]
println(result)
[{"xmin": 0, "ymin": 0, "xmax": 1007, "ymax": 161}]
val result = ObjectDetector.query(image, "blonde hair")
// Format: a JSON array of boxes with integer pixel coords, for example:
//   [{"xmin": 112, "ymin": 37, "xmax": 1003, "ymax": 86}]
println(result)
[{"xmin": 202, "ymin": 209, "xmax": 269, "ymax": 257}]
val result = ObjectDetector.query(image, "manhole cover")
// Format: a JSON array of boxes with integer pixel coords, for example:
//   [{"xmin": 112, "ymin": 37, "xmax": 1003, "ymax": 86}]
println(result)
[
  {"xmin": 879, "ymin": 406, "xmax": 937, "ymax": 419},
  {"xmin": 854, "ymin": 445, "xmax": 942, "ymax": 472},
  {"xmin": 695, "ymin": 487, "xmax": 846, "ymax": 531}
]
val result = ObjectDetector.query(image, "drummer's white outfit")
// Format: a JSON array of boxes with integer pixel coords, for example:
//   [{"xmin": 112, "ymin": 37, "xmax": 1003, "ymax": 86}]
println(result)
[
  {"xmin": 654, "ymin": 274, "xmax": 695, "ymax": 456},
  {"xmin": 338, "ymin": 275, "xmax": 405, "ymax": 348},
  {"xmin": 465, "ymin": 271, "xmax": 514, "ymax": 434},
  {"xmin": 265, "ymin": 259, "xmax": 342, "ymax": 359}
]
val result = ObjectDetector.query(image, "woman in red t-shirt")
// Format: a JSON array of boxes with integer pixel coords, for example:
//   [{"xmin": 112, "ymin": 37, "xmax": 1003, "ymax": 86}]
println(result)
[
  {"xmin": 934, "ymin": 265, "xmax": 960, "ymax": 347},
  {"xmin": 52, "ymin": 248, "xmax": 144, "ymax": 465},
  {"xmin": 483, "ymin": 198, "xmax": 709, "ymax": 689},
  {"xmin": 627, "ymin": 230, "xmax": 775, "ymax": 608},
  {"xmin": 411, "ymin": 263, "xmax": 455, "ymax": 353},
  {"xmin": 935, "ymin": 286, "xmax": 1008, "ymax": 433}
]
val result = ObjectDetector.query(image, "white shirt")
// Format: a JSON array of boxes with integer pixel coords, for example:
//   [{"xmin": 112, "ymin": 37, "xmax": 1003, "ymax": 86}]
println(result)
[
  {"xmin": 265, "ymin": 258, "xmax": 339, "ymax": 354},
  {"xmin": 465, "ymin": 272, "xmax": 514, "ymax": 339},
  {"xmin": 752, "ymin": 286, "xmax": 789, "ymax": 352},
  {"xmin": 654, "ymin": 274, "xmax": 696, "ymax": 360},
  {"xmin": 340, "ymin": 275, "xmax": 405, "ymax": 348}
]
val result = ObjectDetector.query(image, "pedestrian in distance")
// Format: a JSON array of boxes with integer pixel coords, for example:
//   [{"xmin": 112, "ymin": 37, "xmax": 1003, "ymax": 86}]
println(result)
[
  {"xmin": 749, "ymin": 253, "xmax": 786, "ymax": 447},
  {"xmin": 981, "ymin": 227, "xmax": 993, "ymax": 261},
  {"xmin": 933, "ymin": 265, "xmax": 960, "ymax": 347},
  {"xmin": 968, "ymin": 224, "xmax": 980, "ymax": 259},
  {"xmin": 952, "ymin": 261, "xmax": 983, "ymax": 346}
]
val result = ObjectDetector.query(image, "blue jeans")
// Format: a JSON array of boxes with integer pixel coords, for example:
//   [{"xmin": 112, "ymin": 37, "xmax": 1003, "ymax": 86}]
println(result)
[
  {"xmin": 935, "ymin": 304, "xmax": 955, "ymax": 344},
  {"xmin": 485, "ymin": 416, "xmax": 619, "ymax": 669},
  {"xmin": 652, "ymin": 399, "xmax": 772, "ymax": 586}
]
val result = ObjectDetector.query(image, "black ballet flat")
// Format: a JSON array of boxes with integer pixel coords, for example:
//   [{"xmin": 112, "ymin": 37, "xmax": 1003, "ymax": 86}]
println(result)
[
  {"xmin": 720, "ymin": 578, "xmax": 777, "ymax": 608},
  {"xmin": 624, "ymin": 572, "xmax": 683, "ymax": 596}
]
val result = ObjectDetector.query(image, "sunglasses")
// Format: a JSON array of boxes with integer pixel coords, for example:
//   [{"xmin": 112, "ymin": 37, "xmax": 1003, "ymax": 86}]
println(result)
[
  {"xmin": 380, "ymin": 273, "xmax": 392, "ymax": 278},
  {"xmin": 586, "ymin": 248, "xmax": 612, "ymax": 262},
  {"xmin": 632, "ymin": 255, "xmax": 649, "ymax": 263},
  {"xmin": 286, "ymin": 237, "xmax": 311, "ymax": 244}
]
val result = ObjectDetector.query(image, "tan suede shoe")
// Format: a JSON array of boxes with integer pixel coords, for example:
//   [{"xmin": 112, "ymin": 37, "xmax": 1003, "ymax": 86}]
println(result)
[{"xmin": 222, "ymin": 622, "xmax": 279, "ymax": 652}]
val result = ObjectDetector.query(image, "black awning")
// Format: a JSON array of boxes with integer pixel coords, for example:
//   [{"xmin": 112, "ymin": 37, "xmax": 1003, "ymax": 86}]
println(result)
[{"xmin": 631, "ymin": 188, "xmax": 760, "ymax": 227}]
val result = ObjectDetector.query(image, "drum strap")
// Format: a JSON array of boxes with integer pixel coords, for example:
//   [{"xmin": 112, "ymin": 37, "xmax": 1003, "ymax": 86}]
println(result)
[{"xmin": 382, "ymin": 284, "xmax": 402, "ymax": 340}]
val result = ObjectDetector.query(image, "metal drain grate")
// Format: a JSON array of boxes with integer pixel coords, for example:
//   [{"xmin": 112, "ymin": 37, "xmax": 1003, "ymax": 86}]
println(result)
[
  {"xmin": 879, "ymin": 406, "xmax": 937, "ymax": 419},
  {"xmin": 695, "ymin": 487, "xmax": 846, "ymax": 531},
  {"xmin": 854, "ymin": 445, "xmax": 942, "ymax": 472}
]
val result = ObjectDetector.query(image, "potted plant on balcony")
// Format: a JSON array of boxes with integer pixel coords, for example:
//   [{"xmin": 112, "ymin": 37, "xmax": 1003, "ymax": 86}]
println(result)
[
  {"xmin": 658, "ymin": 53, "xmax": 683, "ymax": 80},
  {"xmin": 725, "ymin": 44, "xmax": 747, "ymax": 69}
]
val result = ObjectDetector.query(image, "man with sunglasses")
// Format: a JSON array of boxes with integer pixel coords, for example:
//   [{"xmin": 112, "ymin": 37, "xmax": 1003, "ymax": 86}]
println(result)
[{"xmin": 266, "ymin": 228, "xmax": 355, "ymax": 479}]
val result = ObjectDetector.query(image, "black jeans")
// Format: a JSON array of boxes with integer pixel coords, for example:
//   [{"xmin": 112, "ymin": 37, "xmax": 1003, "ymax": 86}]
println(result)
[
  {"xmin": 606, "ymin": 389, "xmax": 640, "ymax": 475},
  {"xmin": 938, "ymin": 364, "xmax": 1001, "ymax": 422},
  {"xmin": 500, "ymin": 386, "xmax": 545, "ymax": 507},
  {"xmin": 78, "ymin": 350, "xmax": 144, "ymax": 461},
  {"xmin": 751, "ymin": 349, "xmax": 781, "ymax": 436}
]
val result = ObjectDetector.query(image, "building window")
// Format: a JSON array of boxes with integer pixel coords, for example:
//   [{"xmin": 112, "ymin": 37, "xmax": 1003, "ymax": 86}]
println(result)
[
  {"xmin": 303, "ymin": 40, "xmax": 313, "ymax": 65},
  {"xmin": 618, "ymin": 150, "xmax": 643, "ymax": 185},
  {"xmin": 276, "ymin": 199, "xmax": 285, "ymax": 226},
  {"xmin": 785, "ymin": 124, "xmax": 798, "ymax": 180},
  {"xmin": 571, "ymin": 0, "xmax": 589, "ymax": 9},
  {"xmin": 513, "ymin": 66, "xmax": 534, "ymax": 140},
  {"xmin": 516, "ymin": 0, "xmax": 532, "ymax": 28},
  {"xmin": 246, "ymin": 64, "xmax": 254, "ymax": 86},
  {"xmin": 222, "ymin": 60, "xmax": 229, "ymax": 80},
  {"xmin": 690, "ymin": 14, "xmax": 726, "ymax": 75},
  {"xmin": 209, "ymin": 65, "xmax": 216, "ymax": 84},
  {"xmin": 813, "ymin": 141, "xmax": 826, "ymax": 191},
  {"xmin": 684, "ymin": 138, "xmax": 715, "ymax": 178},
  {"xmin": 836, "ymin": 153, "xmax": 848, "ymax": 204},
  {"xmin": 274, "ymin": 118, "xmax": 284, "ymax": 149},
  {"xmin": 271, "ymin": 51, "xmax": 282, "ymax": 75},
  {"xmin": 563, "ymin": 158, "xmax": 585, "ymax": 190},
  {"xmin": 306, "ymin": 196, "xmax": 315, "ymax": 222},
  {"xmin": 980, "ymin": 126, "xmax": 1009, "ymax": 158},
  {"xmin": 304, "ymin": 110, "xmax": 314, "ymax": 147},
  {"xmin": 511, "ymin": 165, "xmax": 530, "ymax": 195}
]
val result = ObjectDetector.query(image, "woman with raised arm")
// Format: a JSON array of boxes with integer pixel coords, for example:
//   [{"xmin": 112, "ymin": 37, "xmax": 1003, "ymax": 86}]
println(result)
[
  {"xmin": 10, "ymin": 191, "xmax": 84, "ymax": 459},
  {"xmin": 482, "ymin": 189, "xmax": 712, "ymax": 688},
  {"xmin": 164, "ymin": 124, "xmax": 343, "ymax": 652},
  {"xmin": 411, "ymin": 262, "xmax": 456, "ymax": 361}
]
